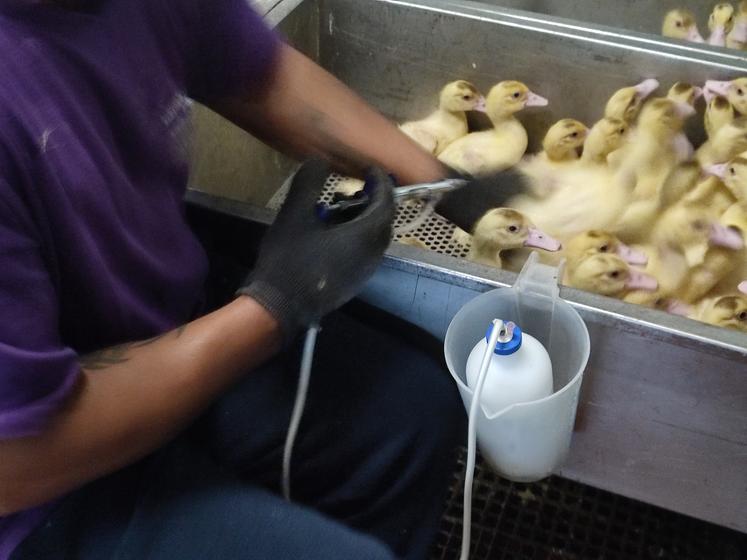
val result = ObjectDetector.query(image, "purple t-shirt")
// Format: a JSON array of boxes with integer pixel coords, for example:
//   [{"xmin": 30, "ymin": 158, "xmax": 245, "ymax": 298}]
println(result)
[{"xmin": 0, "ymin": 0, "xmax": 278, "ymax": 557}]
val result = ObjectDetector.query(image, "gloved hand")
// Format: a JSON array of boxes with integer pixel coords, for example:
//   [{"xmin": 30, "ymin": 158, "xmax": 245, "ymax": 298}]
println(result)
[
  {"xmin": 239, "ymin": 160, "xmax": 395, "ymax": 342},
  {"xmin": 434, "ymin": 169, "xmax": 529, "ymax": 232}
]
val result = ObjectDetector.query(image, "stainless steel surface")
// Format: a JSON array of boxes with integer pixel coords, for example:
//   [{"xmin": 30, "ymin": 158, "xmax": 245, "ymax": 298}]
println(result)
[
  {"xmin": 468, "ymin": 0, "xmax": 716, "ymax": 38},
  {"xmin": 186, "ymin": 0, "xmax": 747, "ymax": 533},
  {"xmin": 393, "ymin": 178, "xmax": 467, "ymax": 199}
]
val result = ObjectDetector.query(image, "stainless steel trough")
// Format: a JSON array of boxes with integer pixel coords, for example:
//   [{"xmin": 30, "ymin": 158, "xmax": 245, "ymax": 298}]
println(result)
[{"xmin": 187, "ymin": 0, "xmax": 747, "ymax": 534}]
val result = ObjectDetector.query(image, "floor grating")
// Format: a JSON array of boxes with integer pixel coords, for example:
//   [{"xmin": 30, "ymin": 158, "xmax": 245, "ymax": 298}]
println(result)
[{"xmin": 431, "ymin": 450, "xmax": 747, "ymax": 560}]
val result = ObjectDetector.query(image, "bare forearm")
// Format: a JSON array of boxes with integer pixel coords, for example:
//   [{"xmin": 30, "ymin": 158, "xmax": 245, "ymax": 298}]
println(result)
[
  {"xmin": 0, "ymin": 296, "xmax": 280, "ymax": 514},
  {"xmin": 211, "ymin": 43, "xmax": 447, "ymax": 184}
]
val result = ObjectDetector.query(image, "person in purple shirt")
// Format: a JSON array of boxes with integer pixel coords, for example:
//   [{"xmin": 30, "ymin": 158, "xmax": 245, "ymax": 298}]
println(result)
[{"xmin": 0, "ymin": 0, "xmax": 465, "ymax": 559}]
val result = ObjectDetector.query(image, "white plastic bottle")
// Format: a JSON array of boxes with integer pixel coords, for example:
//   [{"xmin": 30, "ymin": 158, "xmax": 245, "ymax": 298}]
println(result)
[{"xmin": 466, "ymin": 321, "xmax": 553, "ymax": 415}]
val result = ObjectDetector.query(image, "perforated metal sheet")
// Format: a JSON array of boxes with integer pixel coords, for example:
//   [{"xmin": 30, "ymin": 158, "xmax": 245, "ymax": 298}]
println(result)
[
  {"xmin": 431, "ymin": 450, "xmax": 747, "ymax": 560},
  {"xmin": 268, "ymin": 172, "xmax": 471, "ymax": 258}
]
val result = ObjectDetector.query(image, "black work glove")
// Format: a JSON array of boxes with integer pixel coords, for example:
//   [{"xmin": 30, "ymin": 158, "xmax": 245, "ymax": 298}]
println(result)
[
  {"xmin": 434, "ymin": 169, "xmax": 529, "ymax": 232},
  {"xmin": 238, "ymin": 160, "xmax": 395, "ymax": 342}
]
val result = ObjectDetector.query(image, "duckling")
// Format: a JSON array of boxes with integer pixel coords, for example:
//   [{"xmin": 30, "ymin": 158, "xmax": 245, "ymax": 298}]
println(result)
[
  {"xmin": 695, "ymin": 116, "xmax": 747, "ymax": 168},
  {"xmin": 519, "ymin": 118, "xmax": 588, "ymax": 197},
  {"xmin": 467, "ymin": 207, "xmax": 561, "ymax": 267},
  {"xmin": 690, "ymin": 294, "xmax": 747, "ymax": 332},
  {"xmin": 622, "ymin": 204, "xmax": 725, "ymax": 306},
  {"xmin": 604, "ymin": 79, "xmax": 660, "ymax": 124},
  {"xmin": 727, "ymin": 1, "xmax": 747, "ymax": 49},
  {"xmin": 399, "ymin": 80, "xmax": 486, "ymax": 156},
  {"xmin": 438, "ymin": 81, "xmax": 548, "ymax": 176},
  {"xmin": 704, "ymin": 155, "xmax": 747, "ymax": 201},
  {"xmin": 564, "ymin": 230, "xmax": 648, "ymax": 268},
  {"xmin": 564, "ymin": 253, "xmax": 658, "ymax": 298},
  {"xmin": 708, "ymin": 3, "xmax": 736, "ymax": 47},
  {"xmin": 580, "ymin": 117, "xmax": 628, "ymax": 165},
  {"xmin": 660, "ymin": 161, "xmax": 703, "ymax": 207},
  {"xmin": 707, "ymin": 200, "xmax": 747, "ymax": 295},
  {"xmin": 667, "ymin": 82, "xmax": 703, "ymax": 162},
  {"xmin": 703, "ymin": 77, "xmax": 747, "ymax": 115},
  {"xmin": 682, "ymin": 174, "xmax": 737, "ymax": 218},
  {"xmin": 662, "ymin": 9, "xmax": 705, "ymax": 42},
  {"xmin": 704, "ymin": 95, "xmax": 735, "ymax": 139},
  {"xmin": 612, "ymin": 98, "xmax": 694, "ymax": 242},
  {"xmin": 652, "ymin": 202, "xmax": 745, "ymax": 303}
]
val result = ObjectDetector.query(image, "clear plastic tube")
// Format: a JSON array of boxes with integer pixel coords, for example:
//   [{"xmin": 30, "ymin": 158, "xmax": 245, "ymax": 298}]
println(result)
[
  {"xmin": 282, "ymin": 325, "xmax": 320, "ymax": 501},
  {"xmin": 460, "ymin": 319, "xmax": 503, "ymax": 560}
]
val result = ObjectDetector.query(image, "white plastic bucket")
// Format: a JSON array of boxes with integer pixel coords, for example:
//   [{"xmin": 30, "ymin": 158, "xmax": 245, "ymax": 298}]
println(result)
[{"xmin": 444, "ymin": 253, "xmax": 591, "ymax": 481}]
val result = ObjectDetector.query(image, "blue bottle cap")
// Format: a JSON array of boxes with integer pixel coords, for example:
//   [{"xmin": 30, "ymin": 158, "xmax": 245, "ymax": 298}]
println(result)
[{"xmin": 485, "ymin": 321, "xmax": 523, "ymax": 355}]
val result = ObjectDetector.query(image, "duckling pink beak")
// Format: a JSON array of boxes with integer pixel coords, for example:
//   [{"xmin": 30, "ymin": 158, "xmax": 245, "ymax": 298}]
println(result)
[
  {"xmin": 634, "ymin": 78, "xmax": 660, "ymax": 99},
  {"xmin": 616, "ymin": 243, "xmax": 648, "ymax": 265},
  {"xmin": 705, "ymin": 162, "xmax": 729, "ymax": 179},
  {"xmin": 730, "ymin": 21, "xmax": 747, "ymax": 43},
  {"xmin": 625, "ymin": 269, "xmax": 658, "ymax": 291},
  {"xmin": 674, "ymin": 101, "xmax": 696, "ymax": 118},
  {"xmin": 709, "ymin": 26, "xmax": 727, "ymax": 47},
  {"xmin": 709, "ymin": 224, "xmax": 745, "ymax": 250},
  {"xmin": 524, "ymin": 227, "xmax": 561, "ymax": 251},
  {"xmin": 687, "ymin": 26, "xmax": 705, "ymax": 43},
  {"xmin": 705, "ymin": 79, "xmax": 732, "ymax": 98},
  {"xmin": 473, "ymin": 95, "xmax": 487, "ymax": 113},
  {"xmin": 739, "ymin": 280, "xmax": 747, "ymax": 294},
  {"xmin": 525, "ymin": 91, "xmax": 549, "ymax": 108},
  {"xmin": 703, "ymin": 88, "xmax": 717, "ymax": 103},
  {"xmin": 666, "ymin": 299, "xmax": 693, "ymax": 316}
]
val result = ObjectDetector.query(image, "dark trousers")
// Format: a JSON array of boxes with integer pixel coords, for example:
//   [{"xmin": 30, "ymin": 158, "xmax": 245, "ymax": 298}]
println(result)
[{"xmin": 12, "ymin": 304, "xmax": 466, "ymax": 559}]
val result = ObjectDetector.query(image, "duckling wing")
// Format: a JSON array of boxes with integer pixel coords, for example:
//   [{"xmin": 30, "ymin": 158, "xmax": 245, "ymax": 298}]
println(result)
[{"xmin": 399, "ymin": 122, "xmax": 439, "ymax": 155}]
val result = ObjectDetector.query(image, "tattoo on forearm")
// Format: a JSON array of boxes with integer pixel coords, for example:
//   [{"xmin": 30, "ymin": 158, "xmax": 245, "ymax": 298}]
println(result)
[{"xmin": 79, "ymin": 324, "xmax": 188, "ymax": 371}]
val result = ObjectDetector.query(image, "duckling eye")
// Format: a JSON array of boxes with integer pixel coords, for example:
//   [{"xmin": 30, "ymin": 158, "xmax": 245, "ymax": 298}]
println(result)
[
  {"xmin": 738, "ymin": 89, "xmax": 744, "ymax": 96},
  {"xmin": 676, "ymin": 20, "xmax": 683, "ymax": 27},
  {"xmin": 570, "ymin": 132, "xmax": 578, "ymax": 138},
  {"xmin": 738, "ymin": 311, "xmax": 747, "ymax": 321},
  {"xmin": 730, "ymin": 167, "xmax": 736, "ymax": 175},
  {"xmin": 619, "ymin": 128, "xmax": 626, "ymax": 134},
  {"xmin": 462, "ymin": 95, "xmax": 472, "ymax": 100},
  {"xmin": 512, "ymin": 92, "xmax": 521, "ymax": 99},
  {"xmin": 599, "ymin": 245, "xmax": 609, "ymax": 252},
  {"xmin": 507, "ymin": 225, "xmax": 519, "ymax": 232},
  {"xmin": 609, "ymin": 271, "xmax": 620, "ymax": 279}
]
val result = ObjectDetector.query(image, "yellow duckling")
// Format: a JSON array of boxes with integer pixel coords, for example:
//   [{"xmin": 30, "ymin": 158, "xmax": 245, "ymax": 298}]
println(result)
[
  {"xmin": 399, "ymin": 80, "xmax": 486, "ymax": 156},
  {"xmin": 658, "ymin": 202, "xmax": 745, "ymax": 303},
  {"xmin": 612, "ymin": 98, "xmax": 695, "ymax": 242},
  {"xmin": 708, "ymin": 3, "xmax": 736, "ymax": 47},
  {"xmin": 689, "ymin": 294, "xmax": 747, "ymax": 332},
  {"xmin": 704, "ymin": 156, "xmax": 747, "ymax": 201},
  {"xmin": 563, "ymin": 230, "xmax": 648, "ymax": 268},
  {"xmin": 660, "ymin": 161, "xmax": 703, "ymax": 207},
  {"xmin": 667, "ymin": 82, "xmax": 703, "ymax": 163},
  {"xmin": 438, "ymin": 81, "xmax": 548, "ymax": 176},
  {"xmin": 703, "ymin": 77, "xmax": 747, "ymax": 115},
  {"xmin": 695, "ymin": 116, "xmax": 747, "ymax": 168},
  {"xmin": 704, "ymin": 95, "xmax": 735, "ymax": 140},
  {"xmin": 662, "ymin": 9, "xmax": 705, "ymax": 42},
  {"xmin": 564, "ymin": 253, "xmax": 658, "ymax": 298},
  {"xmin": 467, "ymin": 208, "xmax": 561, "ymax": 267},
  {"xmin": 727, "ymin": 1, "xmax": 747, "ymax": 49},
  {"xmin": 623, "ymin": 203, "xmax": 738, "ymax": 306},
  {"xmin": 519, "ymin": 118, "xmax": 588, "ymax": 197},
  {"xmin": 580, "ymin": 117, "xmax": 628, "ymax": 165},
  {"xmin": 708, "ymin": 200, "xmax": 747, "ymax": 295},
  {"xmin": 604, "ymin": 79, "xmax": 660, "ymax": 124}
]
